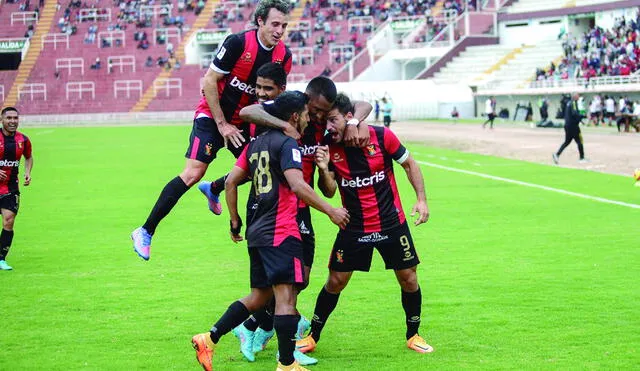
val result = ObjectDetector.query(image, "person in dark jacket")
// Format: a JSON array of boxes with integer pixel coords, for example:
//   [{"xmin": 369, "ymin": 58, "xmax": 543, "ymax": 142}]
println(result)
[{"xmin": 553, "ymin": 93, "xmax": 587, "ymax": 164}]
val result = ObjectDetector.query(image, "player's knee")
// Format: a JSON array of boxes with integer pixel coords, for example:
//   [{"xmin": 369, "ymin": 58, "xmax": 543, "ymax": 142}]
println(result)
[
  {"xmin": 2, "ymin": 216, "xmax": 15, "ymax": 230},
  {"xmin": 325, "ymin": 275, "xmax": 348, "ymax": 293},
  {"xmin": 397, "ymin": 273, "xmax": 418, "ymax": 292},
  {"xmin": 180, "ymin": 168, "xmax": 206, "ymax": 187}
]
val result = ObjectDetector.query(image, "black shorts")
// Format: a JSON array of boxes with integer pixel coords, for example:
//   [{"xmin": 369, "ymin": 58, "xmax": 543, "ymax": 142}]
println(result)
[
  {"xmin": 605, "ymin": 111, "xmax": 615, "ymax": 119},
  {"xmin": 297, "ymin": 206, "xmax": 315, "ymax": 268},
  {"xmin": 329, "ymin": 223, "xmax": 419, "ymax": 272},
  {"xmin": 383, "ymin": 115, "xmax": 391, "ymax": 127},
  {"xmin": 249, "ymin": 236, "xmax": 305, "ymax": 288},
  {"xmin": 185, "ymin": 117, "xmax": 249, "ymax": 162},
  {"xmin": 0, "ymin": 193, "xmax": 20, "ymax": 215}
]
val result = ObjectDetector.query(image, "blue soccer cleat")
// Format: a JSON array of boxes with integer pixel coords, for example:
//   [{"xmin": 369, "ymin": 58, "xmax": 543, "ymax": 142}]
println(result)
[
  {"xmin": 276, "ymin": 350, "xmax": 318, "ymax": 366},
  {"xmin": 252, "ymin": 328, "xmax": 275, "ymax": 353},
  {"xmin": 0, "ymin": 260, "xmax": 13, "ymax": 270},
  {"xmin": 231, "ymin": 323, "xmax": 255, "ymax": 362},
  {"xmin": 131, "ymin": 227, "xmax": 152, "ymax": 260},
  {"xmin": 296, "ymin": 315, "xmax": 311, "ymax": 340},
  {"xmin": 198, "ymin": 181, "xmax": 222, "ymax": 215}
]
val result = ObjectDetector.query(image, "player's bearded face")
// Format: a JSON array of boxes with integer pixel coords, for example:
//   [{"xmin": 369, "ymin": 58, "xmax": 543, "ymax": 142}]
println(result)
[
  {"xmin": 307, "ymin": 94, "xmax": 332, "ymax": 123},
  {"xmin": 255, "ymin": 77, "xmax": 283, "ymax": 103},
  {"xmin": 326, "ymin": 108, "xmax": 346, "ymax": 143},
  {"xmin": 2, "ymin": 111, "xmax": 18, "ymax": 133},
  {"xmin": 258, "ymin": 9, "xmax": 289, "ymax": 48},
  {"xmin": 296, "ymin": 107, "xmax": 310, "ymax": 134}
]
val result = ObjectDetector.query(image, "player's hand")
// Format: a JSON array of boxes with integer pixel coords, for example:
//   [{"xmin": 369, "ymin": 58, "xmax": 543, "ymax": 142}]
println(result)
[
  {"xmin": 315, "ymin": 145, "xmax": 330, "ymax": 170},
  {"xmin": 0, "ymin": 170, "xmax": 7, "ymax": 181},
  {"xmin": 218, "ymin": 121, "xmax": 245, "ymax": 149},
  {"xmin": 23, "ymin": 174, "xmax": 31, "ymax": 186},
  {"xmin": 283, "ymin": 123, "xmax": 301, "ymax": 140},
  {"xmin": 343, "ymin": 123, "xmax": 361, "ymax": 147},
  {"xmin": 329, "ymin": 207, "xmax": 350, "ymax": 229},
  {"xmin": 229, "ymin": 218, "xmax": 243, "ymax": 243},
  {"xmin": 410, "ymin": 200, "xmax": 429, "ymax": 226}
]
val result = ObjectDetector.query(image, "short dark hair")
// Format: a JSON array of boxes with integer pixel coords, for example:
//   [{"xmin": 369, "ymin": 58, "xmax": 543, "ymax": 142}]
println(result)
[
  {"xmin": 256, "ymin": 62, "xmax": 287, "ymax": 88},
  {"xmin": 306, "ymin": 76, "xmax": 337, "ymax": 104},
  {"xmin": 1, "ymin": 107, "xmax": 18, "ymax": 116},
  {"xmin": 254, "ymin": 0, "xmax": 290, "ymax": 26},
  {"xmin": 263, "ymin": 90, "xmax": 309, "ymax": 122},
  {"xmin": 332, "ymin": 93, "xmax": 354, "ymax": 115}
]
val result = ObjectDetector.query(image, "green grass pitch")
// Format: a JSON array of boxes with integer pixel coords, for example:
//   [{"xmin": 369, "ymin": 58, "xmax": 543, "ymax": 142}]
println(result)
[{"xmin": 2, "ymin": 125, "xmax": 639, "ymax": 370}]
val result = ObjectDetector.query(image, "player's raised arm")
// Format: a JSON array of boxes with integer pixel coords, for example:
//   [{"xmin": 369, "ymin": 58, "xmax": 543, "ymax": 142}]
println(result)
[
  {"xmin": 202, "ymin": 68, "xmax": 245, "ymax": 148},
  {"xmin": 400, "ymin": 154, "xmax": 429, "ymax": 226},
  {"xmin": 314, "ymin": 145, "xmax": 337, "ymax": 197},
  {"xmin": 284, "ymin": 168, "xmax": 348, "ymax": 229},
  {"xmin": 343, "ymin": 100, "xmax": 372, "ymax": 147},
  {"xmin": 239, "ymin": 104, "xmax": 300, "ymax": 140}
]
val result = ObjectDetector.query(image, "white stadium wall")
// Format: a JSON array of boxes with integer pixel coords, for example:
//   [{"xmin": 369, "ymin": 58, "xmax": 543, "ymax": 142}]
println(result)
[
  {"xmin": 499, "ymin": 18, "xmax": 566, "ymax": 46},
  {"xmin": 290, "ymin": 80, "xmax": 475, "ymax": 120}
]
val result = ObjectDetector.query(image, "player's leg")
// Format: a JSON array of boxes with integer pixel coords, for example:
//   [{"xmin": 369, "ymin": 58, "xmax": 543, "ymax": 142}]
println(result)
[
  {"xmin": 192, "ymin": 287, "xmax": 272, "ymax": 369},
  {"xmin": 132, "ymin": 118, "xmax": 221, "ymax": 260},
  {"xmin": 575, "ymin": 130, "xmax": 585, "ymax": 161},
  {"xmin": 554, "ymin": 126, "xmax": 573, "ymax": 162},
  {"xmin": 0, "ymin": 203, "xmax": 17, "ymax": 271},
  {"xmin": 273, "ymin": 283, "xmax": 300, "ymax": 368}
]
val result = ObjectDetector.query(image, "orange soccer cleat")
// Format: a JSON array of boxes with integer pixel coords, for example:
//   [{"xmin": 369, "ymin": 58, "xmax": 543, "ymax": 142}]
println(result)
[
  {"xmin": 407, "ymin": 334, "xmax": 434, "ymax": 354},
  {"xmin": 295, "ymin": 335, "xmax": 317, "ymax": 354},
  {"xmin": 191, "ymin": 333, "xmax": 216, "ymax": 371}
]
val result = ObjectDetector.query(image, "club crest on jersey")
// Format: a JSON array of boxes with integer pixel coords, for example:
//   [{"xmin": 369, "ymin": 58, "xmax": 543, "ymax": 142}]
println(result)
[
  {"xmin": 336, "ymin": 249, "xmax": 344, "ymax": 263},
  {"xmin": 366, "ymin": 144, "xmax": 376, "ymax": 156},
  {"xmin": 274, "ymin": 58, "xmax": 283, "ymax": 64},
  {"xmin": 241, "ymin": 52, "xmax": 252, "ymax": 62},
  {"xmin": 332, "ymin": 153, "xmax": 343, "ymax": 162},
  {"xmin": 205, "ymin": 143, "xmax": 213, "ymax": 156}
]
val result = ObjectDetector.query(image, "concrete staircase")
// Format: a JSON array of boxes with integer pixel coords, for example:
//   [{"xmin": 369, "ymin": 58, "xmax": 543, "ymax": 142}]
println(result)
[
  {"xmin": 431, "ymin": 44, "xmax": 515, "ymax": 84},
  {"xmin": 3, "ymin": 0, "xmax": 56, "ymax": 107}
]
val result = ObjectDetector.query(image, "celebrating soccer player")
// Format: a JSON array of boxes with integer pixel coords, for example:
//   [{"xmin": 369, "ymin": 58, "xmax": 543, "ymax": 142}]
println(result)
[
  {"xmin": 191, "ymin": 91, "xmax": 349, "ymax": 371},
  {"xmin": 131, "ymin": 0, "xmax": 294, "ymax": 260},
  {"xmin": 0, "ymin": 107, "xmax": 33, "ymax": 271},
  {"xmin": 296, "ymin": 93, "xmax": 435, "ymax": 355}
]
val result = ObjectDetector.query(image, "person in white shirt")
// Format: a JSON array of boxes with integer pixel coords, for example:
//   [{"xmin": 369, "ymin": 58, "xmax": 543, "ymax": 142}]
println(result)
[
  {"xmin": 604, "ymin": 95, "xmax": 615, "ymax": 126},
  {"xmin": 482, "ymin": 96, "xmax": 497, "ymax": 129}
]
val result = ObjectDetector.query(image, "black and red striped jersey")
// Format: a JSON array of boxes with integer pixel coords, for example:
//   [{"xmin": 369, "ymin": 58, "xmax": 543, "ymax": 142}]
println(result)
[
  {"xmin": 327, "ymin": 126, "xmax": 409, "ymax": 233},
  {"xmin": 296, "ymin": 120, "xmax": 325, "ymax": 208},
  {"xmin": 0, "ymin": 131, "xmax": 31, "ymax": 195},
  {"xmin": 194, "ymin": 29, "xmax": 292, "ymax": 125},
  {"xmin": 235, "ymin": 130, "xmax": 303, "ymax": 248}
]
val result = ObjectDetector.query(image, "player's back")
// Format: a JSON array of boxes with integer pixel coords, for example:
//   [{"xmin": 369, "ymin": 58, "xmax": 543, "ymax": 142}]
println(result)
[{"xmin": 244, "ymin": 130, "xmax": 302, "ymax": 247}]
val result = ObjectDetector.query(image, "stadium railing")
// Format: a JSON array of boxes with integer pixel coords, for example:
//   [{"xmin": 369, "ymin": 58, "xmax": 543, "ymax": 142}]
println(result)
[
  {"xmin": 66, "ymin": 81, "xmax": 95, "ymax": 100},
  {"xmin": 291, "ymin": 47, "xmax": 314, "ymax": 66},
  {"xmin": 10, "ymin": 11, "xmax": 38, "ymax": 26},
  {"xmin": 0, "ymin": 85, "xmax": 4, "ymax": 102},
  {"xmin": 114, "ymin": 80, "xmax": 144, "ymax": 99},
  {"xmin": 78, "ymin": 8, "xmax": 112, "ymax": 23},
  {"xmin": 107, "ymin": 55, "xmax": 136, "ymax": 74},
  {"xmin": 140, "ymin": 4, "xmax": 174, "ymax": 22},
  {"xmin": 529, "ymin": 75, "xmax": 640, "ymax": 89},
  {"xmin": 18, "ymin": 83, "xmax": 47, "ymax": 101},
  {"xmin": 153, "ymin": 78, "xmax": 182, "ymax": 97},
  {"xmin": 56, "ymin": 57, "xmax": 85, "ymax": 75},
  {"xmin": 97, "ymin": 30, "xmax": 126, "ymax": 47},
  {"xmin": 153, "ymin": 27, "xmax": 182, "ymax": 45},
  {"xmin": 41, "ymin": 33, "xmax": 69, "ymax": 50}
]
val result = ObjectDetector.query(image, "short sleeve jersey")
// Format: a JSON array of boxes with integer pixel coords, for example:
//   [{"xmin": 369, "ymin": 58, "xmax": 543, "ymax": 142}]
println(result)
[
  {"xmin": 0, "ymin": 131, "xmax": 32, "ymax": 195},
  {"xmin": 236, "ymin": 130, "xmax": 303, "ymax": 247},
  {"xmin": 194, "ymin": 29, "xmax": 293, "ymax": 125},
  {"xmin": 327, "ymin": 126, "xmax": 409, "ymax": 233}
]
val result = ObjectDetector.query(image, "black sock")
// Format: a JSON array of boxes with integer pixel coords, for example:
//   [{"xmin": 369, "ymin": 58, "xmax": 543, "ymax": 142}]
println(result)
[
  {"xmin": 401, "ymin": 287, "xmax": 422, "ymax": 339},
  {"xmin": 244, "ymin": 306, "xmax": 274, "ymax": 331},
  {"xmin": 209, "ymin": 174, "xmax": 228, "ymax": 195},
  {"xmin": 0, "ymin": 229, "xmax": 13, "ymax": 260},
  {"xmin": 309, "ymin": 287, "xmax": 341, "ymax": 343},
  {"xmin": 274, "ymin": 314, "xmax": 299, "ymax": 366},
  {"xmin": 209, "ymin": 301, "xmax": 250, "ymax": 344},
  {"xmin": 142, "ymin": 176, "xmax": 190, "ymax": 235}
]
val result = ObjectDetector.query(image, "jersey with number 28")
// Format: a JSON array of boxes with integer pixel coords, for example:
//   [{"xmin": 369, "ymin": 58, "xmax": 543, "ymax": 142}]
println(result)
[{"xmin": 236, "ymin": 130, "xmax": 303, "ymax": 248}]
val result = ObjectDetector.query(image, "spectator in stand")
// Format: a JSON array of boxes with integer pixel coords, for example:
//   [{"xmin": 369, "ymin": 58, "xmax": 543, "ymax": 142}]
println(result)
[
  {"xmin": 321, "ymin": 65, "xmax": 331, "ymax": 77},
  {"xmin": 90, "ymin": 57, "xmax": 101, "ymax": 70},
  {"xmin": 166, "ymin": 41, "xmax": 174, "ymax": 55},
  {"xmin": 145, "ymin": 56, "xmax": 154, "ymax": 67},
  {"xmin": 604, "ymin": 95, "xmax": 616, "ymax": 126}
]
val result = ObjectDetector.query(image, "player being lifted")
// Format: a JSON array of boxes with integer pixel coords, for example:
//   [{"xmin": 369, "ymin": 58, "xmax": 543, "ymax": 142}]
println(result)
[
  {"xmin": 191, "ymin": 91, "xmax": 349, "ymax": 371},
  {"xmin": 296, "ymin": 93, "xmax": 435, "ymax": 355},
  {"xmin": 131, "ymin": 0, "xmax": 294, "ymax": 260}
]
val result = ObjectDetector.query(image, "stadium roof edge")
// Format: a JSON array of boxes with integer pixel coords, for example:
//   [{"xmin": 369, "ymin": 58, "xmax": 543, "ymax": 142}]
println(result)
[{"xmin": 498, "ymin": 0, "xmax": 640, "ymax": 22}]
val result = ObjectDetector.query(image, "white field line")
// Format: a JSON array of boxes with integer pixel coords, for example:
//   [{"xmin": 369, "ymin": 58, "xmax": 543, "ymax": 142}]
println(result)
[{"xmin": 416, "ymin": 160, "xmax": 640, "ymax": 210}]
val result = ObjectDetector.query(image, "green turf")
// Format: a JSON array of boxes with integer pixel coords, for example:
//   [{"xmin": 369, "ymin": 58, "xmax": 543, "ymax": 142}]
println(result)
[{"xmin": 2, "ymin": 125, "xmax": 639, "ymax": 370}]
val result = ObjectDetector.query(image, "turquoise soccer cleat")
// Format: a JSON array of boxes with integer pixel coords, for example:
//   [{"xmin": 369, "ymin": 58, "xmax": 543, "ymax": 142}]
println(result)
[
  {"xmin": 252, "ymin": 328, "xmax": 275, "ymax": 353},
  {"xmin": 231, "ymin": 323, "xmax": 256, "ymax": 362},
  {"xmin": 198, "ymin": 181, "xmax": 222, "ymax": 215}
]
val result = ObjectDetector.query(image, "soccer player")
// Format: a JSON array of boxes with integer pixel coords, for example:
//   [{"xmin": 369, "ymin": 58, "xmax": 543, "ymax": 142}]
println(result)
[
  {"xmin": 227, "ymin": 77, "xmax": 371, "ymax": 363},
  {"xmin": 553, "ymin": 92, "xmax": 587, "ymax": 164},
  {"xmin": 131, "ymin": 0, "xmax": 294, "ymax": 260},
  {"xmin": 201, "ymin": 76, "xmax": 371, "ymax": 215},
  {"xmin": 296, "ymin": 93, "xmax": 434, "ymax": 355},
  {"xmin": 191, "ymin": 91, "xmax": 350, "ymax": 371},
  {"xmin": 0, "ymin": 107, "xmax": 33, "ymax": 271}
]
